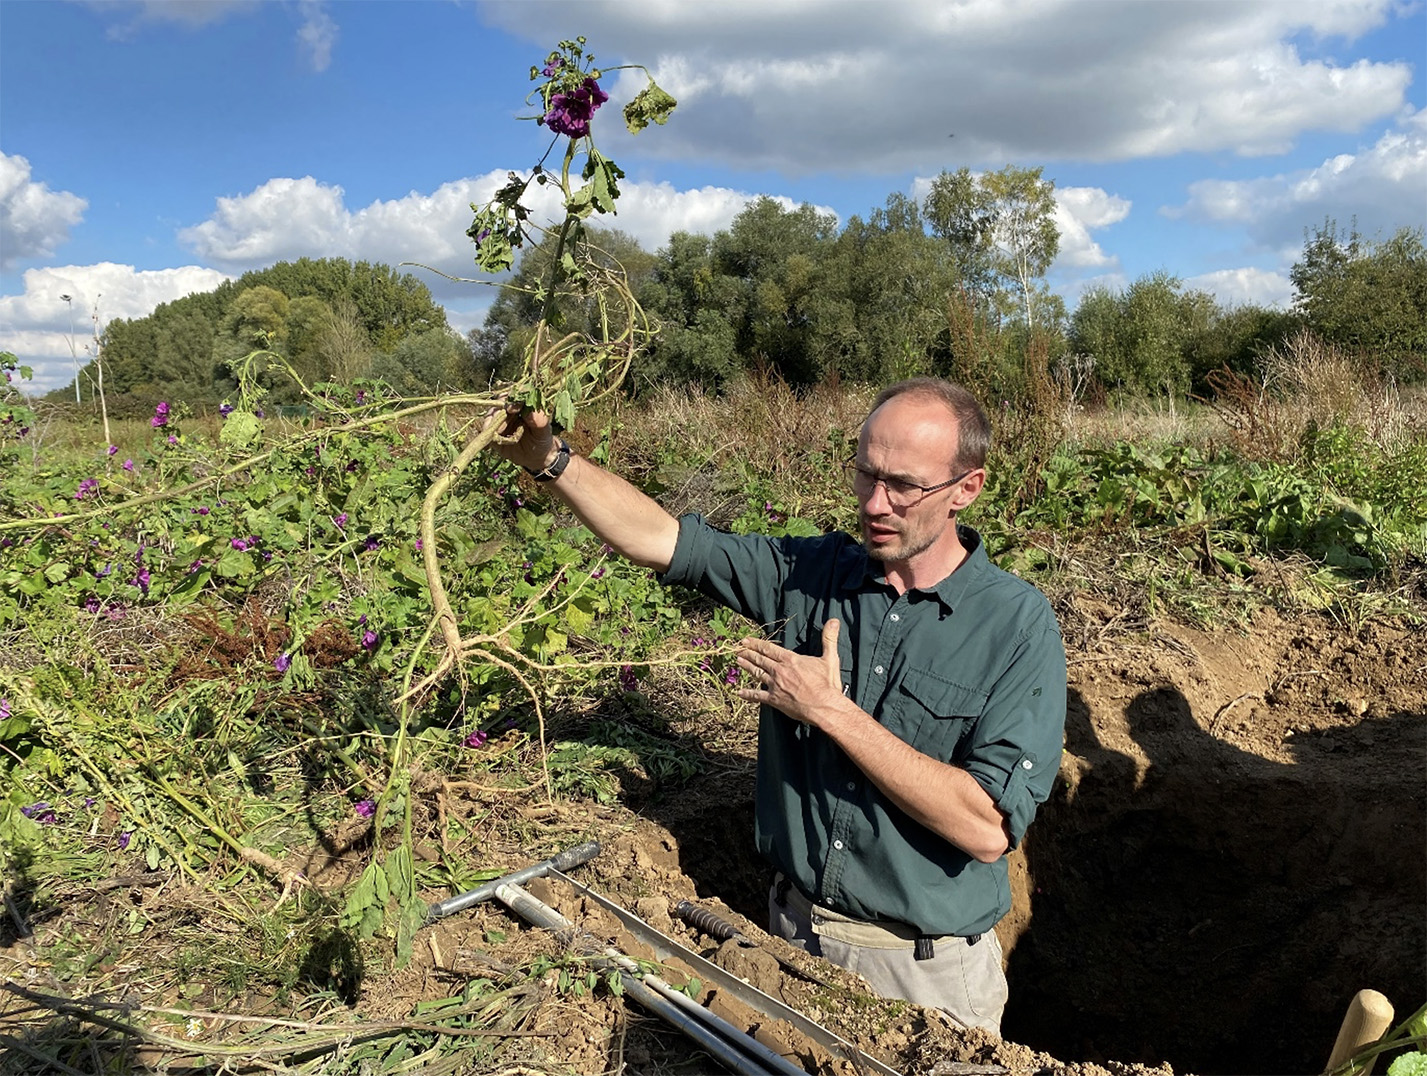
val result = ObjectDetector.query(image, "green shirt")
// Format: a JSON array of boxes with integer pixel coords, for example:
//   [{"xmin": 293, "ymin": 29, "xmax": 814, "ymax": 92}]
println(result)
[{"xmin": 661, "ymin": 514, "xmax": 1067, "ymax": 937}]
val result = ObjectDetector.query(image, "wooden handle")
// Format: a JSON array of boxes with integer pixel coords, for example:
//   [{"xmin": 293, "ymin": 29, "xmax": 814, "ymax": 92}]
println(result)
[{"xmin": 1325, "ymin": 989, "xmax": 1395, "ymax": 1074}]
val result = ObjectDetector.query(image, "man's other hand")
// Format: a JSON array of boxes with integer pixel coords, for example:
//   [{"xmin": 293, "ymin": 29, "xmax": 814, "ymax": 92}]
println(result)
[{"xmin": 735, "ymin": 620, "xmax": 848, "ymax": 726}]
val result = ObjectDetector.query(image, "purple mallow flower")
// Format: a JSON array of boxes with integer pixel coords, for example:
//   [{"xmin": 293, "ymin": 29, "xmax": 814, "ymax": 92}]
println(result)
[
  {"xmin": 132, "ymin": 567, "xmax": 151, "ymax": 596},
  {"xmin": 0, "ymin": 698, "xmax": 9, "ymax": 721},
  {"xmin": 354, "ymin": 799, "xmax": 376, "ymax": 818},
  {"xmin": 151, "ymin": 401, "xmax": 170, "ymax": 428},
  {"xmin": 219, "ymin": 402, "xmax": 234, "ymax": 417},
  {"xmin": 107, "ymin": 445, "xmax": 118, "ymax": 456},
  {"xmin": 75, "ymin": 477, "xmax": 99, "ymax": 500},
  {"xmin": 364, "ymin": 537, "xmax": 380, "ymax": 552},
  {"xmin": 123, "ymin": 459, "xmax": 134, "ymax": 472},
  {"xmin": 618, "ymin": 665, "xmax": 638, "ymax": 692},
  {"xmin": 274, "ymin": 653, "xmax": 291, "ymax": 673},
  {"xmin": 464, "ymin": 729, "xmax": 489, "ymax": 748},
  {"xmin": 541, "ymin": 77, "xmax": 609, "ymax": 139},
  {"xmin": 117, "ymin": 831, "xmax": 131, "ymax": 850},
  {"xmin": 230, "ymin": 538, "xmax": 249, "ymax": 551},
  {"xmin": 333, "ymin": 513, "xmax": 348, "ymax": 530},
  {"xmin": 21, "ymin": 802, "xmax": 57, "ymax": 824},
  {"xmin": 725, "ymin": 666, "xmax": 741, "ymax": 686},
  {"xmin": 361, "ymin": 630, "xmax": 378, "ymax": 651}
]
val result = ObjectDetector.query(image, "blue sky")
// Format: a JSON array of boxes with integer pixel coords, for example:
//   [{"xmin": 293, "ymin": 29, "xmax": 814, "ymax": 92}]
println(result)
[{"xmin": 2, "ymin": 0, "xmax": 1424, "ymax": 394}]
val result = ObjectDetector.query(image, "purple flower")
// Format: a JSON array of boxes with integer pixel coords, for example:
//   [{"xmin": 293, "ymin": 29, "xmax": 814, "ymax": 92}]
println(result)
[
  {"xmin": 345, "ymin": 460, "xmax": 359, "ymax": 473},
  {"xmin": 84, "ymin": 596, "xmax": 101, "ymax": 613},
  {"xmin": 75, "ymin": 477, "xmax": 99, "ymax": 500},
  {"xmin": 21, "ymin": 802, "xmax": 57, "ymax": 824},
  {"xmin": 151, "ymin": 401, "xmax": 169, "ymax": 428},
  {"xmin": 464, "ymin": 729, "xmax": 489, "ymax": 748},
  {"xmin": 118, "ymin": 831, "xmax": 131, "ymax": 850},
  {"xmin": 618, "ymin": 665, "xmax": 638, "ymax": 692},
  {"xmin": 725, "ymin": 666, "xmax": 741, "ymax": 686},
  {"xmin": 354, "ymin": 799, "xmax": 376, "ymax": 818},
  {"xmin": 132, "ymin": 567, "xmax": 151, "ymax": 595},
  {"xmin": 414, "ymin": 538, "xmax": 423, "ymax": 552},
  {"xmin": 364, "ymin": 537, "xmax": 380, "ymax": 552},
  {"xmin": 192, "ymin": 505, "xmax": 209, "ymax": 515},
  {"xmin": 0, "ymin": 697, "xmax": 9, "ymax": 721},
  {"xmin": 107, "ymin": 444, "xmax": 118, "ymax": 456},
  {"xmin": 361, "ymin": 630, "xmax": 378, "ymax": 651},
  {"xmin": 219, "ymin": 402, "xmax": 234, "ymax": 417},
  {"xmin": 691, "ymin": 636, "xmax": 707, "ymax": 647},
  {"xmin": 230, "ymin": 538, "xmax": 248, "ymax": 551},
  {"xmin": 188, "ymin": 559, "xmax": 204, "ymax": 573},
  {"xmin": 541, "ymin": 57, "xmax": 565, "ymax": 77},
  {"xmin": 355, "ymin": 390, "xmax": 366, "ymax": 404},
  {"xmin": 254, "ymin": 409, "xmax": 265, "ymax": 418},
  {"xmin": 542, "ymin": 77, "xmax": 609, "ymax": 139},
  {"xmin": 122, "ymin": 459, "xmax": 134, "ymax": 472},
  {"xmin": 699, "ymin": 658, "xmax": 712, "ymax": 673},
  {"xmin": 591, "ymin": 567, "xmax": 605, "ymax": 579},
  {"xmin": 96, "ymin": 562, "xmax": 112, "ymax": 578},
  {"xmin": 83, "ymin": 797, "xmax": 96, "ymax": 809},
  {"xmin": 473, "ymin": 227, "xmax": 492, "ymax": 247},
  {"xmin": 167, "ymin": 435, "xmax": 178, "ymax": 445},
  {"xmin": 333, "ymin": 513, "xmax": 348, "ymax": 530},
  {"xmin": 274, "ymin": 653, "xmax": 291, "ymax": 673},
  {"xmin": 106, "ymin": 605, "xmax": 126, "ymax": 621}
]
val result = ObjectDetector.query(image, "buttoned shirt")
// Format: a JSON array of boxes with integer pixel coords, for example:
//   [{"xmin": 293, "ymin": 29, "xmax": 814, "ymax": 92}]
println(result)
[{"xmin": 660, "ymin": 514, "xmax": 1067, "ymax": 937}]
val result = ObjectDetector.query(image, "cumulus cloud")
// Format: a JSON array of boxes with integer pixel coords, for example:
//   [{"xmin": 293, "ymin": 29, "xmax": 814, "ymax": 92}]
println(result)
[
  {"xmin": 87, "ymin": 0, "xmax": 259, "ymax": 38},
  {"xmin": 1053, "ymin": 187, "xmax": 1132, "ymax": 269},
  {"xmin": 0, "ymin": 153, "xmax": 88, "ymax": 269},
  {"xmin": 1183, "ymin": 267, "xmax": 1295, "ymax": 310},
  {"xmin": 481, "ymin": 0, "xmax": 1412, "ymax": 172},
  {"xmin": 297, "ymin": 1, "xmax": 338, "ymax": 72},
  {"xmin": 0, "ymin": 263, "xmax": 230, "ymax": 392},
  {"xmin": 1170, "ymin": 109, "xmax": 1427, "ymax": 255},
  {"xmin": 177, "ymin": 172, "xmax": 825, "ymax": 295}
]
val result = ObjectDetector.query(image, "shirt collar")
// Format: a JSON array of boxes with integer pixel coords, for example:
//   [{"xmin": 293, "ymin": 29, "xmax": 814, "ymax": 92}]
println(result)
[{"xmin": 839, "ymin": 524, "xmax": 988, "ymax": 612}]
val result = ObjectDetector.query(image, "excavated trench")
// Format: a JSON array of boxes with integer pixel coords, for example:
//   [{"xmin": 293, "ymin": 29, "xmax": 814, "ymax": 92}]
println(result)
[{"xmin": 648, "ymin": 618, "xmax": 1426, "ymax": 1076}]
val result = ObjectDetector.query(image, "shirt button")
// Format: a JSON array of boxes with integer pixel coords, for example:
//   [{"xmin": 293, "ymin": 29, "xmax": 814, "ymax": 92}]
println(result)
[
  {"xmin": 833, "ymin": 839, "xmax": 844, "ymax": 850},
  {"xmin": 890, "ymin": 613, "xmax": 900, "ymax": 622},
  {"xmin": 874, "ymin": 665, "xmax": 884, "ymax": 675},
  {"xmin": 1021, "ymin": 759, "xmax": 1034, "ymax": 770},
  {"xmin": 846, "ymin": 780, "xmax": 856, "ymax": 792}
]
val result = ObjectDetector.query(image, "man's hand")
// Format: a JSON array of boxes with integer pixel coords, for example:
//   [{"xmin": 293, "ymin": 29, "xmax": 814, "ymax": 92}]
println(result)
[
  {"xmin": 735, "ymin": 619, "xmax": 850, "ymax": 727},
  {"xmin": 495, "ymin": 406, "xmax": 559, "ymax": 474}
]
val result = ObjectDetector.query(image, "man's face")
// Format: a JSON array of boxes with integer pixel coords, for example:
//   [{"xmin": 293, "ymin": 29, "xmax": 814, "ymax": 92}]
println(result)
[{"xmin": 855, "ymin": 395, "xmax": 968, "ymax": 565}]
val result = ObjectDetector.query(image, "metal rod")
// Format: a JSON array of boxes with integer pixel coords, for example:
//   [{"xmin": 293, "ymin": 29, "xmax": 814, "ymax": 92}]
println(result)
[
  {"xmin": 496, "ymin": 882, "xmax": 805, "ymax": 1076},
  {"xmin": 422, "ymin": 840, "xmax": 600, "ymax": 925}
]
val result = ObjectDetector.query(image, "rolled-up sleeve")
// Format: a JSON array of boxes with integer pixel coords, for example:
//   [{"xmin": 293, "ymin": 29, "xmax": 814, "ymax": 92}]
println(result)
[{"xmin": 959, "ymin": 622, "xmax": 1067, "ymax": 848}]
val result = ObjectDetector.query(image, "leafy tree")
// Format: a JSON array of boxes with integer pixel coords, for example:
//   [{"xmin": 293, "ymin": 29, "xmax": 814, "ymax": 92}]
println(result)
[
  {"xmin": 924, "ymin": 165, "xmax": 1060, "ymax": 328},
  {"xmin": 1070, "ymin": 272, "xmax": 1211, "ymax": 397},
  {"xmin": 1291, "ymin": 221, "xmax": 1426, "ymax": 380}
]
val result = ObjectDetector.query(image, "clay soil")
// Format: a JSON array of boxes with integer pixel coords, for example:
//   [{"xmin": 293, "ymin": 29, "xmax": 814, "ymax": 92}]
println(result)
[
  {"xmin": 344, "ymin": 601, "xmax": 1426, "ymax": 1075},
  {"xmin": 4, "ymin": 600, "xmax": 1423, "ymax": 1076}
]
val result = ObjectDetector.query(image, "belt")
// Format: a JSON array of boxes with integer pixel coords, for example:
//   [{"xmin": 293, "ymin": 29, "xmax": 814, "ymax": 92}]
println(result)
[{"xmin": 775, "ymin": 875, "xmax": 980, "ymax": 960}]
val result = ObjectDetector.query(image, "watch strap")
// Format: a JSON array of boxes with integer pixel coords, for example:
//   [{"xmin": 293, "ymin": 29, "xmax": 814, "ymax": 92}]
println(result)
[{"xmin": 528, "ymin": 438, "xmax": 571, "ymax": 482}]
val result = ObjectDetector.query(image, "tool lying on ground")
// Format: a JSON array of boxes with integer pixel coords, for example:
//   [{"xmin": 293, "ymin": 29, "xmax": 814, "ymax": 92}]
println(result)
[
  {"xmin": 421, "ymin": 840, "xmax": 601, "ymax": 926},
  {"xmin": 422, "ymin": 840, "xmax": 902, "ymax": 1075},
  {"xmin": 555, "ymin": 868, "xmax": 903, "ymax": 1076},
  {"xmin": 673, "ymin": 899, "xmax": 838, "ymax": 991}
]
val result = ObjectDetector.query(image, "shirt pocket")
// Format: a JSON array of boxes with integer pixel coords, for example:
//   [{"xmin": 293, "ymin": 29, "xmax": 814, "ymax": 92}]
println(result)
[
  {"xmin": 788, "ymin": 617, "xmax": 853, "ymax": 697},
  {"xmin": 889, "ymin": 667, "xmax": 989, "ymax": 760}
]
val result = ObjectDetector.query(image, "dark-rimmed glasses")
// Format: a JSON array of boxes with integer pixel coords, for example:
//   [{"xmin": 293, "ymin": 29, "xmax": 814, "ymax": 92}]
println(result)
[{"xmin": 843, "ymin": 458, "xmax": 973, "ymax": 509}]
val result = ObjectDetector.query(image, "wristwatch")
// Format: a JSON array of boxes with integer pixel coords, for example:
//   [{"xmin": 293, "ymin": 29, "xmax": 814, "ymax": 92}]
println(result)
[{"xmin": 527, "ymin": 438, "xmax": 571, "ymax": 482}]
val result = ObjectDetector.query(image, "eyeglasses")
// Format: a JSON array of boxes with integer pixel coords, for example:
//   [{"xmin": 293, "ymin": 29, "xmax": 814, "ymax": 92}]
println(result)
[{"xmin": 844, "ymin": 458, "xmax": 973, "ymax": 508}]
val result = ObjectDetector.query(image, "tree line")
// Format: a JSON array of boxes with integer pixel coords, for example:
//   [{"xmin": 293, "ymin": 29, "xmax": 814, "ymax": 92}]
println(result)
[{"xmin": 57, "ymin": 168, "xmax": 1426, "ymax": 414}]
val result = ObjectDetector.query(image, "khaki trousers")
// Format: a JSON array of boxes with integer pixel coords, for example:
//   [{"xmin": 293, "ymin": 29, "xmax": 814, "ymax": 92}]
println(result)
[{"xmin": 767, "ymin": 877, "xmax": 1007, "ymax": 1035}]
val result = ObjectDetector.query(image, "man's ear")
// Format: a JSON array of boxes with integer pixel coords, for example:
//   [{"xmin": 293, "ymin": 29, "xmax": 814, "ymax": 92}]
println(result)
[{"xmin": 949, "ymin": 469, "xmax": 986, "ymax": 513}]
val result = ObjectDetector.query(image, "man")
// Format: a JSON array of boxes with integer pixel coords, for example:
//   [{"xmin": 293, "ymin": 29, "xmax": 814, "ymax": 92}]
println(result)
[{"xmin": 495, "ymin": 378, "xmax": 1066, "ymax": 1034}]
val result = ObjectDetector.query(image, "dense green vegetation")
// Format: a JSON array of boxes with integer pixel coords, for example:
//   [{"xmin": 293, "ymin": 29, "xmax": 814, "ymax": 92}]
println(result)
[{"xmin": 58, "ymin": 258, "xmax": 463, "ymax": 414}]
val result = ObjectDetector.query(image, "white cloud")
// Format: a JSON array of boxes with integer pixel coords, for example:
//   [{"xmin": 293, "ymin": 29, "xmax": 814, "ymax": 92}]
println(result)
[
  {"xmin": 482, "ymin": 0, "xmax": 1413, "ymax": 171},
  {"xmin": 1053, "ymin": 187, "xmax": 1132, "ymax": 269},
  {"xmin": 88, "ymin": 0, "xmax": 259, "ymax": 39},
  {"xmin": 1183, "ymin": 267, "xmax": 1295, "ymax": 310},
  {"xmin": 1171, "ymin": 109, "xmax": 1427, "ymax": 253},
  {"xmin": 177, "ymin": 172, "xmax": 827, "ymax": 293},
  {"xmin": 0, "ymin": 153, "xmax": 88, "ymax": 269},
  {"xmin": 0, "ymin": 263, "xmax": 230, "ymax": 393},
  {"xmin": 297, "ymin": 1, "xmax": 337, "ymax": 72}
]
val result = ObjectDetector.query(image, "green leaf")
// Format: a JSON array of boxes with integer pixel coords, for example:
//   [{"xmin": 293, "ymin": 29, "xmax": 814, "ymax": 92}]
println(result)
[
  {"xmin": 566, "ymin": 596, "xmax": 595, "ymax": 634},
  {"xmin": 43, "ymin": 562, "xmax": 70, "ymax": 584},
  {"xmin": 624, "ymin": 81, "xmax": 677, "ymax": 133},
  {"xmin": 219, "ymin": 411, "xmax": 263, "ymax": 450}
]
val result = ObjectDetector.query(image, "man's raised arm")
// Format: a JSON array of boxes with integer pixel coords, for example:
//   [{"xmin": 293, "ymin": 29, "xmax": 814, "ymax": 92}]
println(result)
[{"xmin": 495, "ymin": 408, "xmax": 680, "ymax": 573}]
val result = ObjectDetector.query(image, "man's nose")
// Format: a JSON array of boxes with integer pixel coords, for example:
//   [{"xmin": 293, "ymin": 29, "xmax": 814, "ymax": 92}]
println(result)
[{"xmin": 863, "ymin": 478, "xmax": 893, "ymax": 514}]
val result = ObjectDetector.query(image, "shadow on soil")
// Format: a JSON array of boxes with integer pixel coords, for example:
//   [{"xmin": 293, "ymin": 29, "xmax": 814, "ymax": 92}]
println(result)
[{"xmin": 624, "ymin": 685, "xmax": 1424, "ymax": 1076}]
